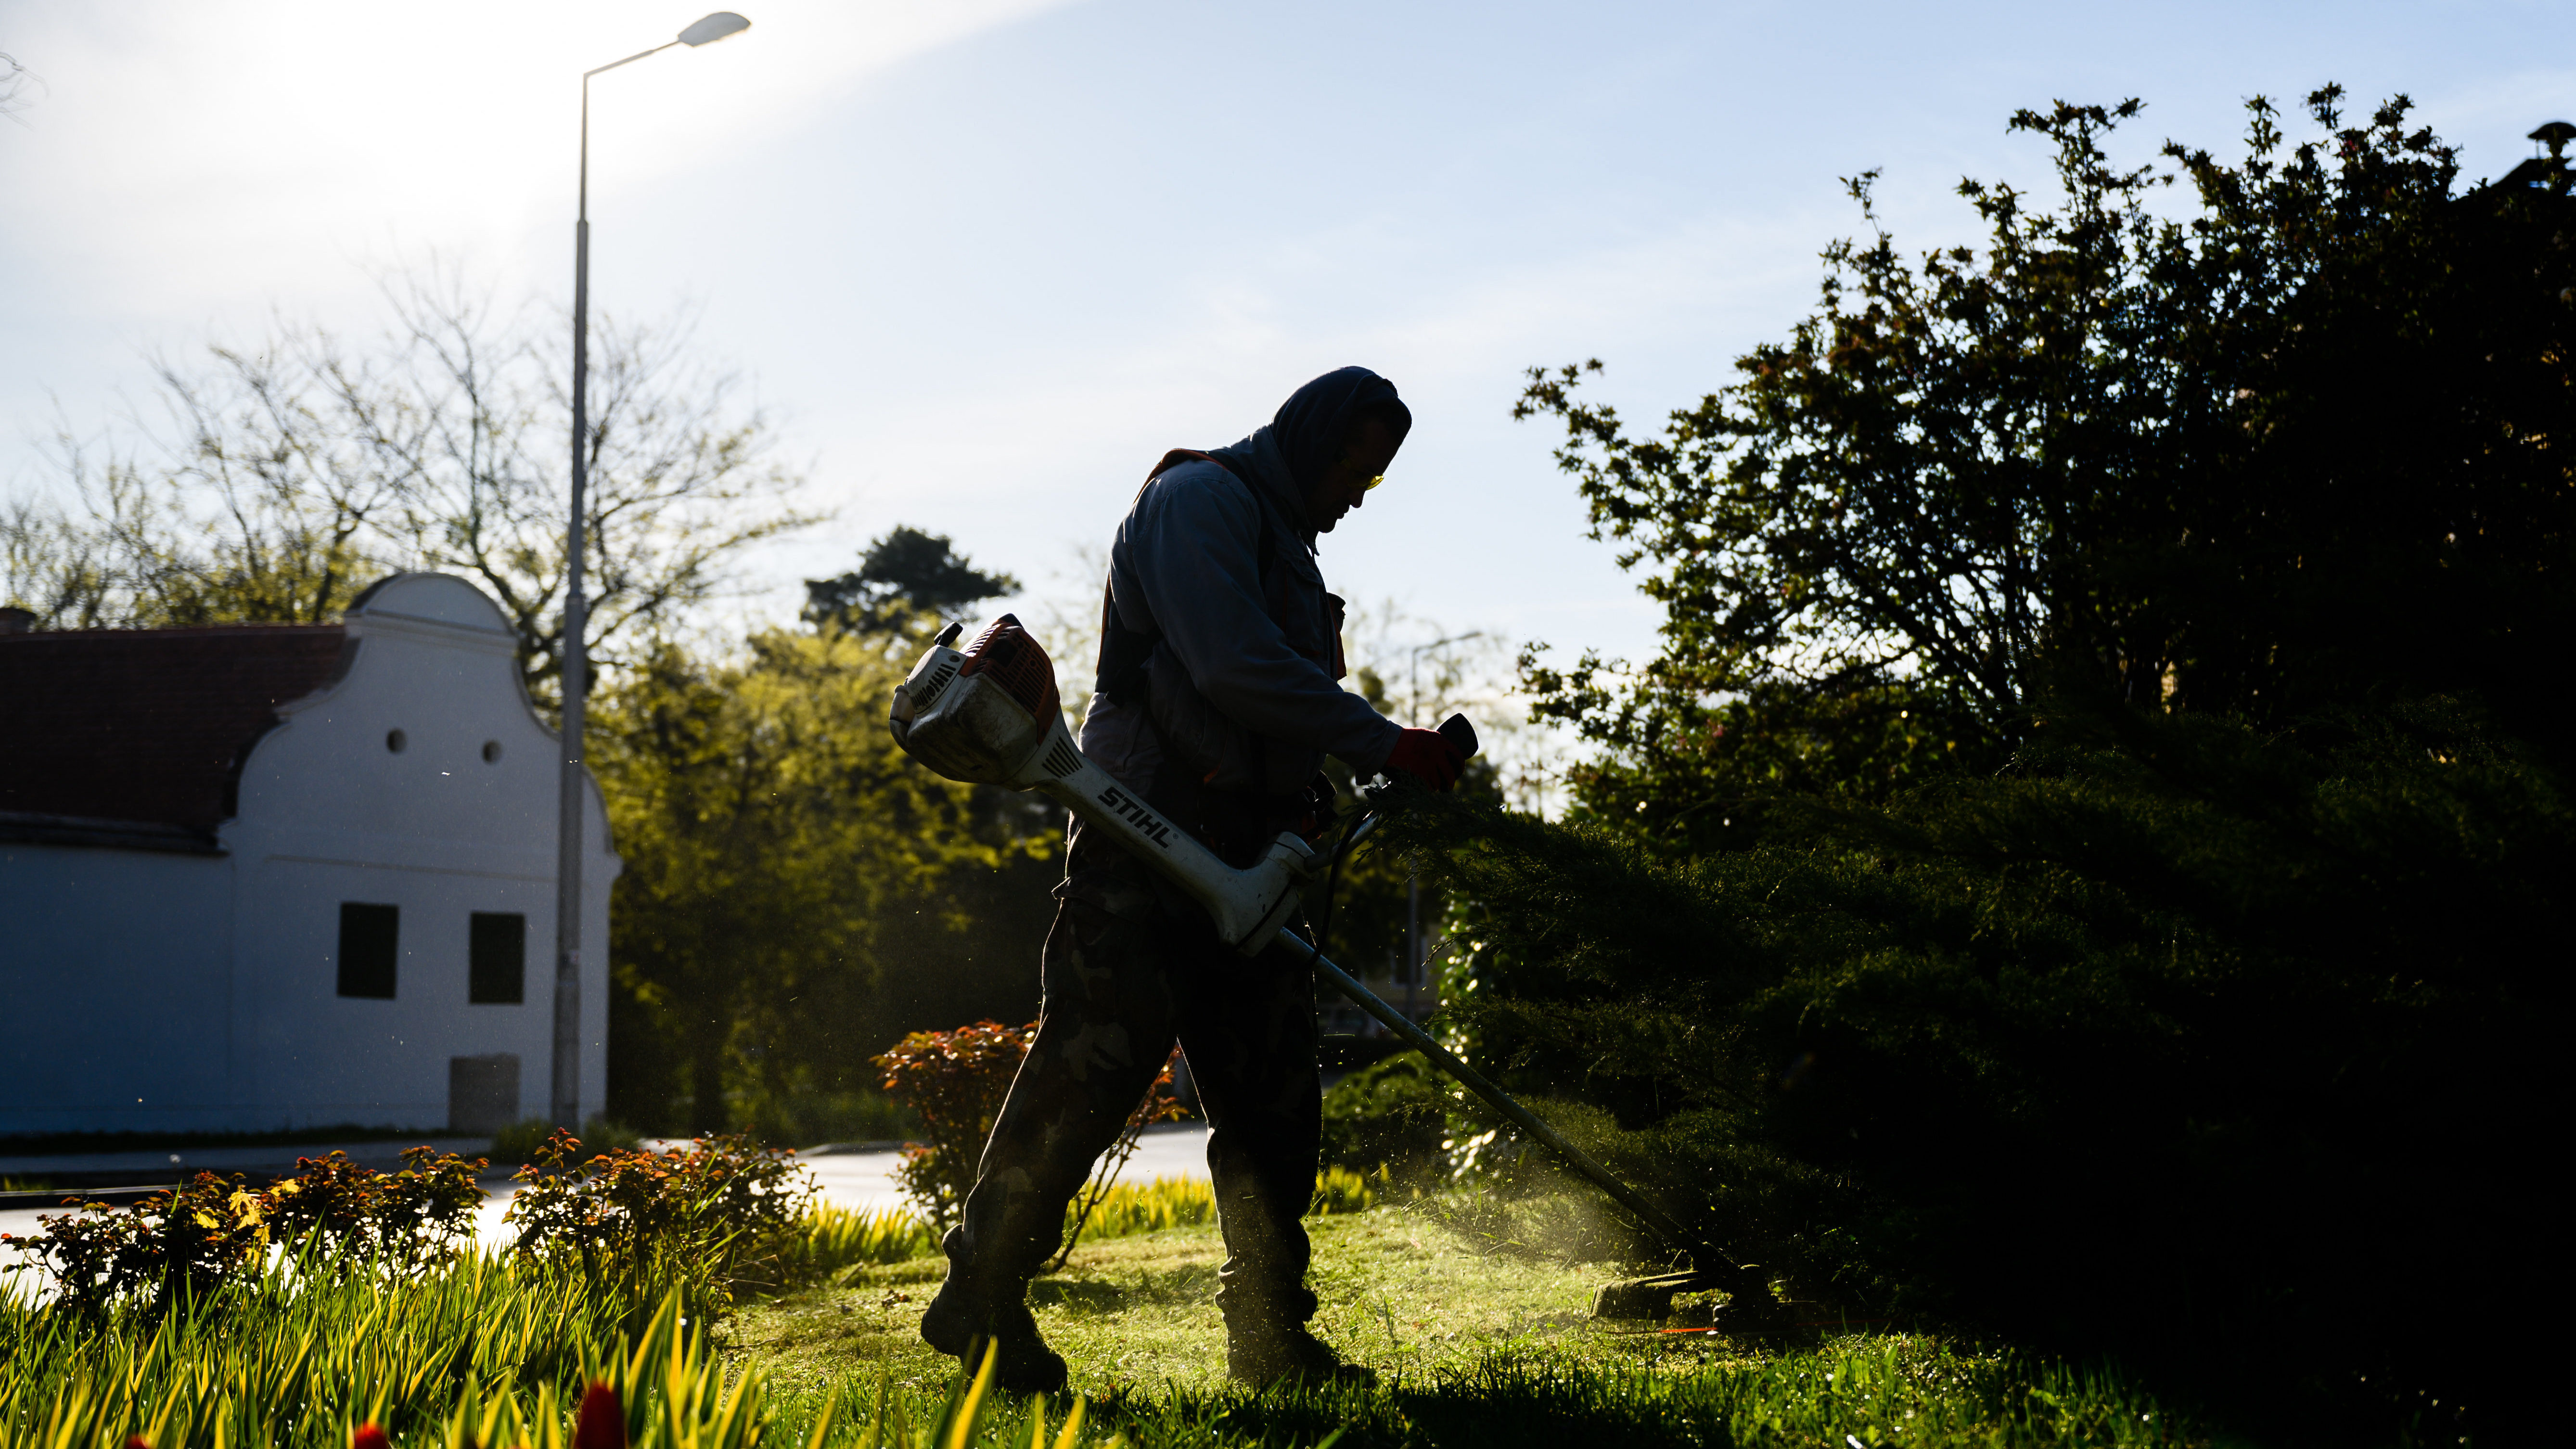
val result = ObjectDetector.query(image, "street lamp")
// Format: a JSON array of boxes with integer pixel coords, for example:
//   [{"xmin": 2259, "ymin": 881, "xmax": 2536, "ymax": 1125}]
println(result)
[
  {"xmin": 554, "ymin": 11, "xmax": 753, "ymax": 1132},
  {"xmin": 1398, "ymin": 632, "xmax": 1481, "ymax": 1026}
]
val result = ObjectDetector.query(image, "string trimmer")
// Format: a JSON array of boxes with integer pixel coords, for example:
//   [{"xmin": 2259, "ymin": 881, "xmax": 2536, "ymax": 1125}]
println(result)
[{"xmin": 887, "ymin": 615, "xmax": 1779, "ymax": 1326}]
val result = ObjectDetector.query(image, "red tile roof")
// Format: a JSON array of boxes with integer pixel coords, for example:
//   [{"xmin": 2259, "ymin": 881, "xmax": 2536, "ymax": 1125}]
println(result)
[{"xmin": 0, "ymin": 625, "xmax": 354, "ymax": 843}]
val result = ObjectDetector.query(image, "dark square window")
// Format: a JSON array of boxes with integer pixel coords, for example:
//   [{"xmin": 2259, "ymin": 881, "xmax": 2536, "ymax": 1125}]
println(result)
[
  {"xmin": 469, "ymin": 911, "xmax": 526, "ymax": 1004},
  {"xmin": 337, "ymin": 902, "xmax": 398, "ymax": 999}
]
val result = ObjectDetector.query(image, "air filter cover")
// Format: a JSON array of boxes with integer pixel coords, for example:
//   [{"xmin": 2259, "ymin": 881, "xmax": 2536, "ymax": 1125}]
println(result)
[{"xmin": 888, "ymin": 614, "xmax": 1059, "ymax": 786}]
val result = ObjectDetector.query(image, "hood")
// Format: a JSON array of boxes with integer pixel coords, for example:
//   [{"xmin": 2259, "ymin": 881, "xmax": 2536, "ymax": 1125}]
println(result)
[
  {"xmin": 1206, "ymin": 427, "xmax": 1317, "ymax": 547},
  {"xmin": 1209, "ymin": 366, "xmax": 1411, "ymax": 546}
]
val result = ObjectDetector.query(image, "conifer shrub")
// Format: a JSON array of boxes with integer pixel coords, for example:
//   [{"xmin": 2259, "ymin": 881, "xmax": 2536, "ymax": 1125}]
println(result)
[
  {"xmin": 1320, "ymin": 1051, "xmax": 1450, "ymax": 1185},
  {"xmin": 1380, "ymin": 696, "xmax": 2559, "ymax": 1436}
]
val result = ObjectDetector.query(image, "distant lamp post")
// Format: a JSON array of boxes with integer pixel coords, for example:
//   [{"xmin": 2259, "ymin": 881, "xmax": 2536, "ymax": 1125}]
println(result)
[
  {"xmin": 554, "ymin": 11, "xmax": 753, "ymax": 1133},
  {"xmin": 1398, "ymin": 632, "xmax": 1481, "ymax": 1027}
]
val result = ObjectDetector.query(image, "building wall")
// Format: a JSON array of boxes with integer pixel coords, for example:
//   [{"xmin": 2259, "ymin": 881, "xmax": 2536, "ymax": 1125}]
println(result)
[
  {"xmin": 0, "ymin": 843, "xmax": 240, "ymax": 1133},
  {"xmin": 0, "ymin": 574, "xmax": 619, "ymax": 1135}
]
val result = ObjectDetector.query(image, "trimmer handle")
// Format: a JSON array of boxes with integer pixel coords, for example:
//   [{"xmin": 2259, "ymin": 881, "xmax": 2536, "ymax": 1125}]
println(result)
[
  {"xmin": 1351, "ymin": 713, "xmax": 1481, "ymax": 818},
  {"xmin": 1436, "ymin": 712, "xmax": 1479, "ymax": 761}
]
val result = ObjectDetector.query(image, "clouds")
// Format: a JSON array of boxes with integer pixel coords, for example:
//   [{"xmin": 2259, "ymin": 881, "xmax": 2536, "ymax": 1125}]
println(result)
[{"xmin": 1, "ymin": 1, "xmax": 1072, "ymax": 318}]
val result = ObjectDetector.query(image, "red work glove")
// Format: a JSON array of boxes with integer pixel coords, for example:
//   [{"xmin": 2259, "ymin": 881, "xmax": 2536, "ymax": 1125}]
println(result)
[{"xmin": 1381, "ymin": 727, "xmax": 1466, "ymax": 792}]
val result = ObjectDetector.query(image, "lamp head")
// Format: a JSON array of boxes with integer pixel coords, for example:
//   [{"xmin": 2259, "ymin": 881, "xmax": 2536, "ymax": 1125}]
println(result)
[{"xmin": 678, "ymin": 11, "xmax": 751, "ymax": 45}]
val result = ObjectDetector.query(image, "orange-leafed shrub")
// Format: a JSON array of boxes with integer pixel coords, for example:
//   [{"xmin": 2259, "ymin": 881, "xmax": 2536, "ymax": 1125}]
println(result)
[
  {"xmin": 872, "ymin": 1019, "xmax": 1038, "ymax": 1231},
  {"xmin": 502, "ymin": 1129, "xmax": 812, "ymax": 1310},
  {"xmin": 873, "ymin": 1019, "xmax": 1186, "ymax": 1257}
]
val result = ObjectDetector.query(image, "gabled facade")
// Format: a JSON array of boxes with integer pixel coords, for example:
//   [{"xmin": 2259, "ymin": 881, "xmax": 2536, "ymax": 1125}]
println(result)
[{"xmin": 0, "ymin": 573, "xmax": 617, "ymax": 1135}]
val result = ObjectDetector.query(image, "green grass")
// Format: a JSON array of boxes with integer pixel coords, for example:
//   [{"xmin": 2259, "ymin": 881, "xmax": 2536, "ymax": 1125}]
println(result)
[
  {"xmin": 0, "ymin": 1191, "xmax": 2212, "ymax": 1447},
  {"xmin": 1, "ymin": 1247, "xmax": 622, "ymax": 1447},
  {"xmin": 736, "ymin": 1198, "xmax": 2210, "ymax": 1448}
]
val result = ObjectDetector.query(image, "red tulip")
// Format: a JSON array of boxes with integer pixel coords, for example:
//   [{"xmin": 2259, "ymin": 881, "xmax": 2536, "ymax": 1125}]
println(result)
[
  {"xmin": 126, "ymin": 1438, "xmax": 153, "ymax": 1449},
  {"xmin": 573, "ymin": 1382, "xmax": 626, "ymax": 1449},
  {"xmin": 352, "ymin": 1426, "xmax": 392, "ymax": 1449}
]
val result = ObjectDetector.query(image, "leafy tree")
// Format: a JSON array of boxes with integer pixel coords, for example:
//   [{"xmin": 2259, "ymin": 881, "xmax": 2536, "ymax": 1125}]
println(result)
[
  {"xmin": 3, "ymin": 270, "xmax": 815, "ymax": 702},
  {"xmin": 594, "ymin": 624, "xmax": 1048, "ymax": 1139},
  {"xmin": 1515, "ymin": 90, "xmax": 2575, "ymax": 848},
  {"xmin": 603, "ymin": 526, "xmax": 1051, "ymax": 1138},
  {"xmin": 803, "ymin": 526, "xmax": 1018, "ymax": 635}
]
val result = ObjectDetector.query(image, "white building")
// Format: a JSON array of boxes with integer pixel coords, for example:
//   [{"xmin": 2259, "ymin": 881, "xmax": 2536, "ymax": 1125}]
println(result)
[{"xmin": 0, "ymin": 573, "xmax": 617, "ymax": 1136}]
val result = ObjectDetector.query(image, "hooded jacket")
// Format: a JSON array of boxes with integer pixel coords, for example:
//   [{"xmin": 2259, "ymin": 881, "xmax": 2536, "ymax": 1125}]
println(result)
[{"xmin": 1078, "ymin": 423, "xmax": 1402, "ymax": 820}]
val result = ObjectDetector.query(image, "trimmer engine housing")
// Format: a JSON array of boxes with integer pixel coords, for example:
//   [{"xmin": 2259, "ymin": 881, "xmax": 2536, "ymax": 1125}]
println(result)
[{"xmin": 889, "ymin": 615, "xmax": 1313, "ymax": 954}]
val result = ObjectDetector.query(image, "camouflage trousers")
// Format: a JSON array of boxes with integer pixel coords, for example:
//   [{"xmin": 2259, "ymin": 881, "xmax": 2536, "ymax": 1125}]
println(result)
[{"xmin": 940, "ymin": 832, "xmax": 1323, "ymax": 1329}]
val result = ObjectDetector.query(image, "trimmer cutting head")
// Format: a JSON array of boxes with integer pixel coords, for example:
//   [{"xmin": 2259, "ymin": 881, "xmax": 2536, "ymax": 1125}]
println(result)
[{"xmin": 1592, "ymin": 1265, "xmax": 1780, "ymax": 1325}]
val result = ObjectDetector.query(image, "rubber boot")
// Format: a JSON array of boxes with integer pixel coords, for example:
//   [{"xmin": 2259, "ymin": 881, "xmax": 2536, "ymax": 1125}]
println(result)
[
  {"xmin": 1221, "ymin": 1300, "xmax": 1375, "ymax": 1388},
  {"xmin": 920, "ymin": 1252, "xmax": 1067, "ymax": 1395}
]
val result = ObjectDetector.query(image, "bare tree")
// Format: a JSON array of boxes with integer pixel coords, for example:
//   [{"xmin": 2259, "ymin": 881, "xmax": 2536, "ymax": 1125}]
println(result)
[
  {"xmin": 0, "ymin": 52, "xmax": 38, "ymax": 125},
  {"xmin": 4, "ymin": 266, "xmax": 819, "ymax": 702}
]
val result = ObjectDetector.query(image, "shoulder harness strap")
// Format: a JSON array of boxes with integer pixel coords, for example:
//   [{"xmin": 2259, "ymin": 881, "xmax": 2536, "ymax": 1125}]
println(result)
[{"xmin": 1095, "ymin": 449, "xmax": 1281, "ymax": 708}]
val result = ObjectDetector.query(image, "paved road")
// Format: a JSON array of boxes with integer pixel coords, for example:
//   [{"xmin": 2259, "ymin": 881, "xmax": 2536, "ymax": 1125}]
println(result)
[
  {"xmin": 0, "ymin": 1125, "xmax": 1214, "ymax": 1287},
  {"xmin": 0, "ymin": 1137, "xmax": 496, "ymax": 1185},
  {"xmin": 797, "ymin": 1122, "xmax": 1212, "ymax": 1216}
]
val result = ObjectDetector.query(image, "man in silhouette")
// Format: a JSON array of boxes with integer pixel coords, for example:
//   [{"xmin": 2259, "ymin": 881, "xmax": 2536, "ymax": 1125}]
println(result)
[{"xmin": 919, "ymin": 367, "xmax": 1466, "ymax": 1389}]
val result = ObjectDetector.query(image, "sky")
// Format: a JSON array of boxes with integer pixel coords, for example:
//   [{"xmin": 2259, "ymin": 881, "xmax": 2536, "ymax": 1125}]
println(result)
[{"xmin": 5, "ymin": 0, "xmax": 2572, "ymax": 719}]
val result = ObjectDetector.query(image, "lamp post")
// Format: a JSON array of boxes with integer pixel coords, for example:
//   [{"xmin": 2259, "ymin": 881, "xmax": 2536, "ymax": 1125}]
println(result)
[
  {"xmin": 554, "ymin": 10, "xmax": 753, "ymax": 1132},
  {"xmin": 1398, "ymin": 632, "xmax": 1481, "ymax": 1026}
]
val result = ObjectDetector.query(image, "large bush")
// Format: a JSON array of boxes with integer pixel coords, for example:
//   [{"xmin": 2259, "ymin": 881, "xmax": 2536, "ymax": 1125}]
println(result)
[
  {"xmin": 1473, "ymin": 85, "xmax": 2572, "ymax": 1440},
  {"xmin": 871, "ymin": 1019, "xmax": 1040, "ymax": 1232},
  {"xmin": 1388, "ymin": 698, "xmax": 2559, "ymax": 1438},
  {"xmin": 1320, "ymin": 1051, "xmax": 1449, "ymax": 1186}
]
